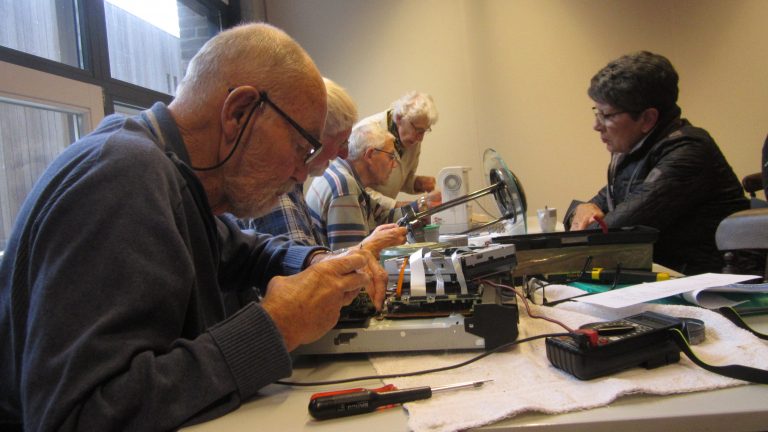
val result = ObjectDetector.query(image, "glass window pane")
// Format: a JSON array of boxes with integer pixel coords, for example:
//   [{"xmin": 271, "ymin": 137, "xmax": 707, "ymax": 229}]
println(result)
[
  {"xmin": 0, "ymin": 97, "xmax": 83, "ymax": 251},
  {"xmin": 0, "ymin": 0, "xmax": 82, "ymax": 68},
  {"xmin": 104, "ymin": 0, "xmax": 221, "ymax": 96},
  {"xmin": 113, "ymin": 102, "xmax": 144, "ymax": 117}
]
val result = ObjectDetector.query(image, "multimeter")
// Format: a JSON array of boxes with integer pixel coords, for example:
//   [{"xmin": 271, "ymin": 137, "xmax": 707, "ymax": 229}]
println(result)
[{"xmin": 546, "ymin": 311, "xmax": 685, "ymax": 380}]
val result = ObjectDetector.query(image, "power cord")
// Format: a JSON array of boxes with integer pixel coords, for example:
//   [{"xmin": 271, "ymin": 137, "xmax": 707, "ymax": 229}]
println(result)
[{"xmin": 275, "ymin": 332, "xmax": 570, "ymax": 387}]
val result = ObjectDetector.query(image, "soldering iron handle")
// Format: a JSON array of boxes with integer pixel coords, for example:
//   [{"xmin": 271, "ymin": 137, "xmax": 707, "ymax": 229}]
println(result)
[{"xmin": 308, "ymin": 387, "xmax": 432, "ymax": 420}]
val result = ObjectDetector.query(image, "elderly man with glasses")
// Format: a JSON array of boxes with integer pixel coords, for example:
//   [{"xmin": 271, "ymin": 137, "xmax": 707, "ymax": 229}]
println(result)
[
  {"xmin": 564, "ymin": 51, "xmax": 748, "ymax": 275},
  {"xmin": 0, "ymin": 23, "xmax": 388, "ymax": 431},
  {"xmin": 361, "ymin": 91, "xmax": 442, "ymax": 210},
  {"xmin": 239, "ymin": 78, "xmax": 406, "ymax": 257},
  {"xmin": 307, "ymin": 121, "xmax": 413, "ymax": 251}
]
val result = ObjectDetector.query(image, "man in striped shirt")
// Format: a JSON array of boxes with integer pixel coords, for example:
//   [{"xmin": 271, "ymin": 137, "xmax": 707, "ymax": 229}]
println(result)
[
  {"xmin": 307, "ymin": 121, "xmax": 413, "ymax": 251},
  {"xmin": 241, "ymin": 78, "xmax": 406, "ymax": 255}
]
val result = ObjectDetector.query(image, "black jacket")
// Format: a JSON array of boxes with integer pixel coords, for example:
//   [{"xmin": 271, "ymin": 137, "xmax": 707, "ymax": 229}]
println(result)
[{"xmin": 566, "ymin": 113, "xmax": 749, "ymax": 275}]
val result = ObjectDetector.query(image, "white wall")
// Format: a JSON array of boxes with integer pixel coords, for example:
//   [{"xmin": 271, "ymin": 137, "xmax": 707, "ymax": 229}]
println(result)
[{"xmin": 257, "ymin": 0, "xmax": 768, "ymax": 219}]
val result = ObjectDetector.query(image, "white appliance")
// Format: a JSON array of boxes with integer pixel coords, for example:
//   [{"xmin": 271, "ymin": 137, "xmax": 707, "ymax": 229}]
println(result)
[{"xmin": 433, "ymin": 166, "xmax": 471, "ymax": 234}]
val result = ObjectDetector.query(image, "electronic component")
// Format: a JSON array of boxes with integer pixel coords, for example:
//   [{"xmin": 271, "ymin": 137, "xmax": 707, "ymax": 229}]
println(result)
[
  {"xmin": 546, "ymin": 311, "xmax": 684, "ymax": 380},
  {"xmin": 293, "ymin": 244, "xmax": 519, "ymax": 355}
]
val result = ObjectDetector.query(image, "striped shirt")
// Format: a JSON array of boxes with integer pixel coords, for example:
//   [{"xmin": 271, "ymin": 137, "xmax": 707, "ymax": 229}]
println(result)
[{"xmin": 306, "ymin": 159, "xmax": 408, "ymax": 251}]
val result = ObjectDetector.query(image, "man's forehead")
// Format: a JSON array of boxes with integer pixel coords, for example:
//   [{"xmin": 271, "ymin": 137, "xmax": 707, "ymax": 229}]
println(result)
[{"xmin": 382, "ymin": 137, "xmax": 396, "ymax": 151}]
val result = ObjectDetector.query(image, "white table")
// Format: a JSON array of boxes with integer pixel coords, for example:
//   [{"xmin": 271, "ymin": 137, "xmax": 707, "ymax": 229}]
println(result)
[{"xmin": 184, "ymin": 314, "xmax": 768, "ymax": 432}]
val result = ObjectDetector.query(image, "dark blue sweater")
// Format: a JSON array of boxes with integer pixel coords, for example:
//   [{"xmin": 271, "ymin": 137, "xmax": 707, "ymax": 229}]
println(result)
[{"xmin": 0, "ymin": 103, "xmax": 320, "ymax": 431}]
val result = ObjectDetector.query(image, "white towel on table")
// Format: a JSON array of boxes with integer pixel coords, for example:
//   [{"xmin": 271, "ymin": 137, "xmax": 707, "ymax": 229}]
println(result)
[{"xmin": 368, "ymin": 289, "xmax": 768, "ymax": 432}]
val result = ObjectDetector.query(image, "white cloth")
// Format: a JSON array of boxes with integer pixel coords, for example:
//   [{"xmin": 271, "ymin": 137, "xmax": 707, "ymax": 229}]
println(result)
[{"xmin": 369, "ymin": 288, "xmax": 768, "ymax": 432}]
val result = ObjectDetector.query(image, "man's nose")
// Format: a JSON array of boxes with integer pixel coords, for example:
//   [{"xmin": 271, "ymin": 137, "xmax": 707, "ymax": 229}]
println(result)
[{"xmin": 292, "ymin": 161, "xmax": 308, "ymax": 183}]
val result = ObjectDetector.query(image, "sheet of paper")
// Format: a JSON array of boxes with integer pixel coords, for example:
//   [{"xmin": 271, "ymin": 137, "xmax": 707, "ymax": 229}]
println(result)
[
  {"xmin": 576, "ymin": 273, "xmax": 759, "ymax": 309},
  {"xmin": 681, "ymin": 282, "xmax": 768, "ymax": 308},
  {"xmin": 409, "ymin": 248, "xmax": 427, "ymax": 297}
]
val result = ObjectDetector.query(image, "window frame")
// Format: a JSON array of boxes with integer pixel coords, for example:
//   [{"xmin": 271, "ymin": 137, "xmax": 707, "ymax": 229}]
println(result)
[{"xmin": 0, "ymin": 0, "xmax": 241, "ymax": 115}]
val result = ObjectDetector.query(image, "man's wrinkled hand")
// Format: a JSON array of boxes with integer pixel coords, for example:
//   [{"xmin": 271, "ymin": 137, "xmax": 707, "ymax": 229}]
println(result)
[
  {"xmin": 362, "ymin": 223, "xmax": 407, "ymax": 258},
  {"xmin": 261, "ymin": 253, "xmax": 372, "ymax": 351},
  {"xmin": 414, "ymin": 175, "xmax": 436, "ymax": 193}
]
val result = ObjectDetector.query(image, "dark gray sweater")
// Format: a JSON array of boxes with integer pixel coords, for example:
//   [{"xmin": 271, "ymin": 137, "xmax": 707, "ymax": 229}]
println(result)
[{"xmin": 0, "ymin": 103, "xmax": 321, "ymax": 431}]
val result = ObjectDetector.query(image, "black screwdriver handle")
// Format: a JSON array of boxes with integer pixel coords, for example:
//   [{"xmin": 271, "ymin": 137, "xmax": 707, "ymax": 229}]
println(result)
[{"xmin": 309, "ymin": 387, "xmax": 432, "ymax": 420}]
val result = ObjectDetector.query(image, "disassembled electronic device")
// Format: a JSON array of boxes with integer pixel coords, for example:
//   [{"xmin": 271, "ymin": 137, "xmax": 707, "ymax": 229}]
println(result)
[
  {"xmin": 545, "ymin": 311, "xmax": 706, "ymax": 380},
  {"xmin": 294, "ymin": 244, "xmax": 520, "ymax": 355}
]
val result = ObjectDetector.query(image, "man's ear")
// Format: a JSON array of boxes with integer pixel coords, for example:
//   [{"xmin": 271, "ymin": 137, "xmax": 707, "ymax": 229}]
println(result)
[
  {"xmin": 640, "ymin": 107, "xmax": 659, "ymax": 133},
  {"xmin": 221, "ymin": 86, "xmax": 261, "ymax": 141}
]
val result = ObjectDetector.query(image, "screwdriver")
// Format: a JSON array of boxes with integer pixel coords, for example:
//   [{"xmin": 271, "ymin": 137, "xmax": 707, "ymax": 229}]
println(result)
[
  {"xmin": 546, "ymin": 268, "xmax": 670, "ymax": 285},
  {"xmin": 308, "ymin": 379, "xmax": 492, "ymax": 420}
]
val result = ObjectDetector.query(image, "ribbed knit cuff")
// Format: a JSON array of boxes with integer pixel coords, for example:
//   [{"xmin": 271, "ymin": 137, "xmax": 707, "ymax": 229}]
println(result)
[
  {"xmin": 209, "ymin": 302, "xmax": 292, "ymax": 399},
  {"xmin": 282, "ymin": 245, "xmax": 325, "ymax": 273}
]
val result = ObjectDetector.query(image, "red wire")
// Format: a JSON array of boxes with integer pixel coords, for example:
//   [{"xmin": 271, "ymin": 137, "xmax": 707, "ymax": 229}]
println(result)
[{"xmin": 480, "ymin": 279, "xmax": 575, "ymax": 332}]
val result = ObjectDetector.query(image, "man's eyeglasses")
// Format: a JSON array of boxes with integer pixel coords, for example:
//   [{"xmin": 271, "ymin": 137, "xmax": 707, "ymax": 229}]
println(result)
[
  {"xmin": 592, "ymin": 107, "xmax": 630, "ymax": 125},
  {"xmin": 409, "ymin": 120, "xmax": 432, "ymax": 135},
  {"xmin": 192, "ymin": 89, "xmax": 324, "ymax": 171},
  {"xmin": 258, "ymin": 91, "xmax": 323, "ymax": 164},
  {"xmin": 373, "ymin": 148, "xmax": 400, "ymax": 162}
]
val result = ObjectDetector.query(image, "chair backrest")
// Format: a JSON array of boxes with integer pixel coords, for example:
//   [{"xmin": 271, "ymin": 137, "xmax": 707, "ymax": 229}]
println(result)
[{"xmin": 742, "ymin": 134, "xmax": 768, "ymax": 208}]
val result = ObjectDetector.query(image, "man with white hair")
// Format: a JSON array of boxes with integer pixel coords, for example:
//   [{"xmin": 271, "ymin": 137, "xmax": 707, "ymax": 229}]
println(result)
[
  {"xmin": 306, "ymin": 121, "xmax": 405, "ymax": 251},
  {"xmin": 0, "ymin": 23, "xmax": 386, "ymax": 431},
  {"xmin": 243, "ymin": 78, "xmax": 406, "ymax": 255},
  {"xmin": 362, "ymin": 91, "xmax": 441, "ymax": 209}
]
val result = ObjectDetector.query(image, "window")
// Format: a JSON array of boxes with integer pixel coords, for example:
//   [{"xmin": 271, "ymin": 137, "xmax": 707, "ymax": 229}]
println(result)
[
  {"xmin": 0, "ymin": 60, "xmax": 103, "ymax": 251},
  {"xmin": 0, "ymin": 0, "xmax": 238, "ymax": 252},
  {"xmin": 0, "ymin": 1, "xmax": 83, "ymax": 68},
  {"xmin": 104, "ymin": 0, "xmax": 222, "ymax": 95},
  {"xmin": 0, "ymin": 98, "xmax": 85, "ymax": 250}
]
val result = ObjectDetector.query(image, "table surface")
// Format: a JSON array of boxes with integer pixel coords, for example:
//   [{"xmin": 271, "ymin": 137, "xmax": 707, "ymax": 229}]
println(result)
[
  {"xmin": 184, "ymin": 309, "xmax": 768, "ymax": 432},
  {"xmin": 186, "ymin": 218, "xmax": 766, "ymax": 431}
]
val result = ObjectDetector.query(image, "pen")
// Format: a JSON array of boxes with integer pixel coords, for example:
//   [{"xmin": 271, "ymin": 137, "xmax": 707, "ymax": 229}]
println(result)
[{"xmin": 308, "ymin": 379, "xmax": 492, "ymax": 420}]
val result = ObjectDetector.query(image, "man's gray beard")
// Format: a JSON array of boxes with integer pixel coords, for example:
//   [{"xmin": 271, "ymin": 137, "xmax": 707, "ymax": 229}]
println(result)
[{"xmin": 229, "ymin": 196, "xmax": 278, "ymax": 219}]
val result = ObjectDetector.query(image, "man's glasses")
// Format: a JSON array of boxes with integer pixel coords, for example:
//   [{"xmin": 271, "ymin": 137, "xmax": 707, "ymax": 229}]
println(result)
[
  {"xmin": 409, "ymin": 120, "xmax": 432, "ymax": 135},
  {"xmin": 258, "ymin": 91, "xmax": 323, "ymax": 165},
  {"xmin": 592, "ymin": 107, "xmax": 630, "ymax": 125},
  {"xmin": 192, "ymin": 89, "xmax": 324, "ymax": 171},
  {"xmin": 374, "ymin": 148, "xmax": 400, "ymax": 163}
]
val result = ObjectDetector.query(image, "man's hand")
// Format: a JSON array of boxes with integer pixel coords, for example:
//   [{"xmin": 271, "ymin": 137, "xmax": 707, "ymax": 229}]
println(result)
[
  {"xmin": 361, "ymin": 223, "xmax": 407, "ymax": 258},
  {"xmin": 425, "ymin": 190, "xmax": 442, "ymax": 208},
  {"xmin": 413, "ymin": 175, "xmax": 436, "ymax": 193},
  {"xmin": 569, "ymin": 203, "xmax": 605, "ymax": 231},
  {"xmin": 261, "ymin": 253, "xmax": 376, "ymax": 351}
]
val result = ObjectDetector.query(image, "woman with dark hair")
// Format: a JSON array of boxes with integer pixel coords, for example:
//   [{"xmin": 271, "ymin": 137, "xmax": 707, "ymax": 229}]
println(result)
[{"xmin": 565, "ymin": 51, "xmax": 748, "ymax": 275}]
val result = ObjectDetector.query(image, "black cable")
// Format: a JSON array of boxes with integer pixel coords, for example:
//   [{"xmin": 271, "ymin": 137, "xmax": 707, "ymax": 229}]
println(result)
[
  {"xmin": 190, "ymin": 101, "xmax": 260, "ymax": 171},
  {"xmin": 670, "ymin": 329, "xmax": 768, "ymax": 384},
  {"xmin": 275, "ymin": 332, "xmax": 570, "ymax": 387},
  {"xmin": 718, "ymin": 306, "xmax": 768, "ymax": 340}
]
